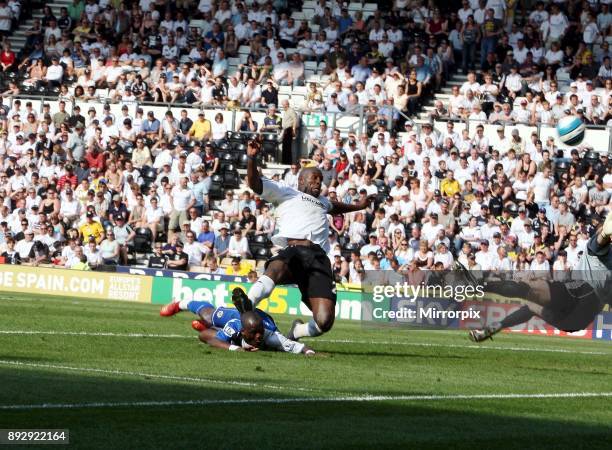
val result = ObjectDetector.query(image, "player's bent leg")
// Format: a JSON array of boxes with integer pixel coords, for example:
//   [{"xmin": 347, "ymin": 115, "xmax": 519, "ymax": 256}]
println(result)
[
  {"xmin": 232, "ymin": 288, "xmax": 254, "ymax": 313},
  {"xmin": 291, "ymin": 297, "xmax": 335, "ymax": 340},
  {"xmin": 469, "ymin": 305, "xmax": 534, "ymax": 342},
  {"xmin": 469, "ymin": 279, "xmax": 553, "ymax": 343},
  {"xmin": 485, "ymin": 279, "xmax": 551, "ymax": 313},
  {"xmin": 248, "ymin": 260, "xmax": 293, "ymax": 307},
  {"xmin": 311, "ymin": 297, "xmax": 335, "ymax": 332}
]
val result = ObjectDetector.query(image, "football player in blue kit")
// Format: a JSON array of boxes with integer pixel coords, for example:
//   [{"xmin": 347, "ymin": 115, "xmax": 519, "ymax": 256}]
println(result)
[{"xmin": 160, "ymin": 299, "xmax": 315, "ymax": 355}]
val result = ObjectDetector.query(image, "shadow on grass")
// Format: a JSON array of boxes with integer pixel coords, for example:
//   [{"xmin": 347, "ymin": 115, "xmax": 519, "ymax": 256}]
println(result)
[{"xmin": 0, "ymin": 366, "xmax": 611, "ymax": 450}]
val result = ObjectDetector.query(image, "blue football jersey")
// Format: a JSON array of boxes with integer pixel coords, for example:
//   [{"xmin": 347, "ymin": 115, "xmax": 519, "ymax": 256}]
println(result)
[{"xmin": 211, "ymin": 307, "xmax": 278, "ymax": 344}]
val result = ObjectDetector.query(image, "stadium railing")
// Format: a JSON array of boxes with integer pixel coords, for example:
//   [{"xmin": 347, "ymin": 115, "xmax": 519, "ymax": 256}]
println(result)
[{"xmin": 3, "ymin": 95, "xmax": 612, "ymax": 154}]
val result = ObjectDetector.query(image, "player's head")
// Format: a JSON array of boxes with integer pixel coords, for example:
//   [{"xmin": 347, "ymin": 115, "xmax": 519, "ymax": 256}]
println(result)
[
  {"xmin": 241, "ymin": 311, "xmax": 265, "ymax": 348},
  {"xmin": 298, "ymin": 166, "xmax": 323, "ymax": 198}
]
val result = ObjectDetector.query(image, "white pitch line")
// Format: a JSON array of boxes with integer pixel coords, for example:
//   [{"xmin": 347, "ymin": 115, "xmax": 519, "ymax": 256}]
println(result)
[
  {"xmin": 1, "ymin": 329, "xmax": 609, "ymax": 356},
  {"xmin": 0, "ymin": 330, "xmax": 193, "ymax": 339},
  {"xmin": 0, "ymin": 360, "xmax": 317, "ymax": 394},
  {"xmin": 313, "ymin": 338, "xmax": 612, "ymax": 356},
  {"xmin": 1, "ymin": 392, "xmax": 611, "ymax": 411}
]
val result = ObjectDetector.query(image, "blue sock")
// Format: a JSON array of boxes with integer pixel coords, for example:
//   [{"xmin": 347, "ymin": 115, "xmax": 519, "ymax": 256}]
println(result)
[{"xmin": 187, "ymin": 301, "xmax": 215, "ymax": 315}]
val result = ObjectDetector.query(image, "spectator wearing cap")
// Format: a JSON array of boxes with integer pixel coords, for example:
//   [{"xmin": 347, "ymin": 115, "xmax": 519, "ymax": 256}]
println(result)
[
  {"xmin": 188, "ymin": 112, "xmax": 211, "ymax": 141},
  {"xmin": 101, "ymin": 115, "xmax": 120, "ymax": 144},
  {"xmin": 532, "ymin": 207, "xmax": 552, "ymax": 234},
  {"xmin": 389, "ymin": 176, "xmax": 409, "ymax": 201},
  {"xmin": 79, "ymin": 211, "xmax": 104, "ymax": 244},
  {"xmin": 518, "ymin": 218, "xmax": 537, "ymax": 250},
  {"xmin": 359, "ymin": 232, "xmax": 381, "ymax": 257},
  {"xmin": 510, "ymin": 206, "xmax": 529, "ymax": 233},
  {"xmin": 108, "ymin": 194, "xmax": 129, "ymax": 224}
]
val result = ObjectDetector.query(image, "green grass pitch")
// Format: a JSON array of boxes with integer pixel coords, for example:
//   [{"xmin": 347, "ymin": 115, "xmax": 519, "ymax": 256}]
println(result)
[{"xmin": 0, "ymin": 292, "xmax": 611, "ymax": 449}]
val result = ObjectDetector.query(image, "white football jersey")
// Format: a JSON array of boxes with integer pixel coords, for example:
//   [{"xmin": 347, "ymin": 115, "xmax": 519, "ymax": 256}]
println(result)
[{"xmin": 261, "ymin": 178, "xmax": 332, "ymax": 252}]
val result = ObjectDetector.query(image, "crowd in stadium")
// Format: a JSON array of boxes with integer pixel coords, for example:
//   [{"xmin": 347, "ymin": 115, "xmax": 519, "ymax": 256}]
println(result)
[{"xmin": 0, "ymin": 0, "xmax": 609, "ymax": 283}]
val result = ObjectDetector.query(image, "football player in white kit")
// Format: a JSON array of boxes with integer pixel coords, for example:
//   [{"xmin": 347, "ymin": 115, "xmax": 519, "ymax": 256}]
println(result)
[
  {"xmin": 469, "ymin": 211, "xmax": 612, "ymax": 341},
  {"xmin": 231, "ymin": 140, "xmax": 374, "ymax": 341}
]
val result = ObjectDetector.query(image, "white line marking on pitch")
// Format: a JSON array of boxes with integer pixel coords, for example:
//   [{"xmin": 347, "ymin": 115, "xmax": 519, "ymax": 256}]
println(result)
[
  {"xmin": 1, "ymin": 392, "xmax": 611, "ymax": 411},
  {"xmin": 1, "ymin": 330, "xmax": 609, "ymax": 356},
  {"xmin": 314, "ymin": 339, "xmax": 612, "ymax": 356},
  {"xmin": 0, "ymin": 360, "xmax": 318, "ymax": 394},
  {"xmin": 0, "ymin": 330, "xmax": 193, "ymax": 339}
]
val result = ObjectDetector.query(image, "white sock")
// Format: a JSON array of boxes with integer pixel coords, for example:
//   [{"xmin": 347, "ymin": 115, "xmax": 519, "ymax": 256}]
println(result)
[
  {"xmin": 293, "ymin": 319, "xmax": 323, "ymax": 339},
  {"xmin": 247, "ymin": 275, "xmax": 275, "ymax": 307},
  {"xmin": 178, "ymin": 299, "xmax": 191, "ymax": 310}
]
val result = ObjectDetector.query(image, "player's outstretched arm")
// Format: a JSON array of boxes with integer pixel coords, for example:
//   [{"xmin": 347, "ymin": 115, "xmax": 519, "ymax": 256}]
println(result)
[
  {"xmin": 198, "ymin": 329, "xmax": 248, "ymax": 351},
  {"xmin": 246, "ymin": 141, "xmax": 263, "ymax": 195},
  {"xmin": 267, "ymin": 331, "xmax": 315, "ymax": 355},
  {"xmin": 328, "ymin": 195, "xmax": 377, "ymax": 215}
]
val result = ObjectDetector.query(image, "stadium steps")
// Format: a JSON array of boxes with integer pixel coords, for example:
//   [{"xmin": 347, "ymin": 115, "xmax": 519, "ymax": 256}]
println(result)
[
  {"xmin": 415, "ymin": 73, "xmax": 468, "ymax": 122},
  {"xmin": 7, "ymin": 3, "xmax": 65, "ymax": 51}
]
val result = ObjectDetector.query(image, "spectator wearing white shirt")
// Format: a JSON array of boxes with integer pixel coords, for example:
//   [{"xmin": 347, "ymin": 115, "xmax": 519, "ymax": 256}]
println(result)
[
  {"xmin": 475, "ymin": 240, "xmax": 495, "ymax": 270},
  {"xmin": 530, "ymin": 251, "xmax": 550, "ymax": 271},
  {"xmin": 512, "ymin": 39, "xmax": 528, "ymax": 64},
  {"xmin": 583, "ymin": 12, "xmax": 600, "ymax": 50},
  {"xmin": 542, "ymin": 5, "xmax": 568, "ymax": 46},
  {"xmin": 183, "ymin": 230, "xmax": 206, "ymax": 266},
  {"xmin": 459, "ymin": 71, "xmax": 480, "ymax": 94},
  {"xmin": 459, "ymin": 216, "xmax": 482, "ymax": 251},
  {"xmin": 529, "ymin": 1, "xmax": 548, "ymax": 26},
  {"xmin": 228, "ymin": 229, "xmax": 250, "ymax": 258},
  {"xmin": 168, "ymin": 176, "xmax": 195, "ymax": 239},
  {"xmin": 44, "ymin": 57, "xmax": 64, "ymax": 86},
  {"xmin": 458, "ymin": 1, "xmax": 473, "ymax": 23},
  {"xmin": 504, "ymin": 65, "xmax": 523, "ymax": 98},
  {"xmin": 491, "ymin": 245, "xmax": 512, "ymax": 270}
]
